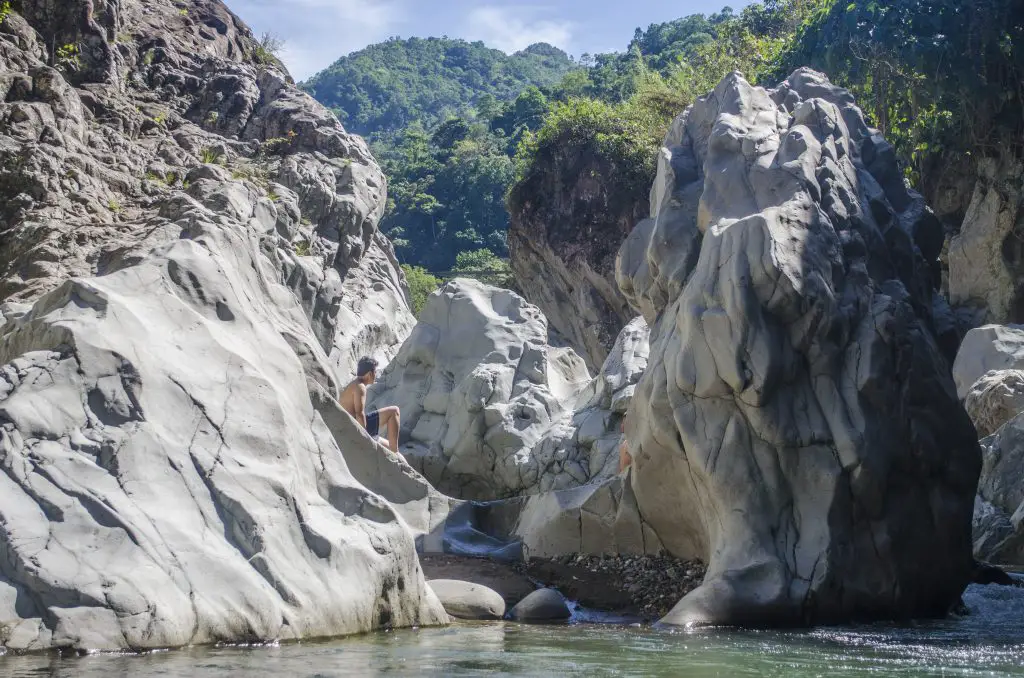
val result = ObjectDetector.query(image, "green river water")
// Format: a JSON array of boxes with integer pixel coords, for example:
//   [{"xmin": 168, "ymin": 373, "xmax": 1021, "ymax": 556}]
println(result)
[{"xmin": 2, "ymin": 583, "xmax": 1023, "ymax": 677}]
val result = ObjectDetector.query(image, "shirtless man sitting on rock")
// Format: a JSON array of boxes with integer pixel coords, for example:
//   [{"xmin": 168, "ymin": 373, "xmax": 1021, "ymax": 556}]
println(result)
[{"xmin": 340, "ymin": 357, "xmax": 401, "ymax": 453}]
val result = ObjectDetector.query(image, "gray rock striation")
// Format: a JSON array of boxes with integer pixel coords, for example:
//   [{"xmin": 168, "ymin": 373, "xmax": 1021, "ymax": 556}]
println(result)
[
  {"xmin": 617, "ymin": 69, "xmax": 980, "ymax": 627},
  {"xmin": 0, "ymin": 0, "xmax": 442, "ymax": 653}
]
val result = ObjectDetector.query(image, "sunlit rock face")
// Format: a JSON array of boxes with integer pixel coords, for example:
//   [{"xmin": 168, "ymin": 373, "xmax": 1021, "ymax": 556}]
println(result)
[
  {"xmin": 617, "ymin": 68, "xmax": 980, "ymax": 628},
  {"xmin": 0, "ymin": 0, "xmax": 441, "ymax": 653}
]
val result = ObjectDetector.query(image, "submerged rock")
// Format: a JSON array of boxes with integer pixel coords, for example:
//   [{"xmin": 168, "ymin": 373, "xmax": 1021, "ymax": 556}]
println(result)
[
  {"xmin": 507, "ymin": 588, "xmax": 570, "ymax": 622},
  {"xmin": 0, "ymin": 0, "xmax": 441, "ymax": 653},
  {"xmin": 618, "ymin": 69, "xmax": 980, "ymax": 627}
]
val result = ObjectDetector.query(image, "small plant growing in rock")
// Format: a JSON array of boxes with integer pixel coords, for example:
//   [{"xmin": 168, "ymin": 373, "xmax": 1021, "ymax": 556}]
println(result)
[
  {"xmin": 142, "ymin": 49, "xmax": 155, "ymax": 66},
  {"xmin": 294, "ymin": 240, "xmax": 311, "ymax": 256},
  {"xmin": 260, "ymin": 131, "xmax": 296, "ymax": 155},
  {"xmin": 107, "ymin": 198, "xmax": 122, "ymax": 213},
  {"xmin": 199, "ymin": 147, "xmax": 223, "ymax": 165},
  {"xmin": 266, "ymin": 190, "xmax": 280, "ymax": 202},
  {"xmin": 204, "ymin": 111, "xmax": 219, "ymax": 126},
  {"xmin": 253, "ymin": 32, "xmax": 284, "ymax": 65},
  {"xmin": 166, "ymin": 171, "xmax": 178, "ymax": 185},
  {"xmin": 55, "ymin": 43, "xmax": 81, "ymax": 72},
  {"xmin": 153, "ymin": 111, "xmax": 167, "ymax": 127},
  {"xmin": 178, "ymin": 8, "xmax": 188, "ymax": 16},
  {"xmin": 300, "ymin": 216, "xmax": 312, "ymax": 226},
  {"xmin": 0, "ymin": 2, "xmax": 13, "ymax": 26}
]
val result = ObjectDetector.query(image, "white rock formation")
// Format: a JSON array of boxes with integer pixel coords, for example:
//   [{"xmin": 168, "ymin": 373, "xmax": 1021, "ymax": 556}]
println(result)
[
  {"xmin": 953, "ymin": 324, "xmax": 1024, "ymax": 400},
  {"xmin": 370, "ymin": 279, "xmax": 593, "ymax": 500},
  {"xmin": 0, "ymin": 0, "xmax": 440, "ymax": 652},
  {"xmin": 617, "ymin": 69, "xmax": 980, "ymax": 627},
  {"xmin": 371, "ymin": 279, "xmax": 656, "ymax": 501}
]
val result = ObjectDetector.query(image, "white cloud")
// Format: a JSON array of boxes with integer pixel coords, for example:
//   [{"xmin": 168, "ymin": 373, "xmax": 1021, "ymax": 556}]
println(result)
[
  {"xmin": 224, "ymin": 0, "xmax": 407, "ymax": 80},
  {"xmin": 463, "ymin": 6, "xmax": 574, "ymax": 54}
]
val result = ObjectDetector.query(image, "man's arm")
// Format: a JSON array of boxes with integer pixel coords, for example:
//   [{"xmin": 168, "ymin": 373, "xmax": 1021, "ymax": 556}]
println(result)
[{"xmin": 354, "ymin": 383, "xmax": 368, "ymax": 429}]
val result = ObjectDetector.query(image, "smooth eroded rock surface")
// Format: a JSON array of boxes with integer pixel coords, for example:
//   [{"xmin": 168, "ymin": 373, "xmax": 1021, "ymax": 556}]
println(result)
[
  {"xmin": 426, "ymin": 580, "xmax": 505, "ymax": 620},
  {"xmin": 953, "ymin": 325, "xmax": 1024, "ymax": 400},
  {"xmin": 370, "ymin": 279, "xmax": 592, "ymax": 500},
  {"xmin": 507, "ymin": 588, "xmax": 570, "ymax": 622},
  {"xmin": 618, "ymin": 69, "xmax": 980, "ymax": 627},
  {"xmin": 0, "ymin": 0, "xmax": 439, "ymax": 652}
]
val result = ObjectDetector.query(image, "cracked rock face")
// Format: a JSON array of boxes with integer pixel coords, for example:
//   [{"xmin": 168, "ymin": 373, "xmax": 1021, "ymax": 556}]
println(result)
[
  {"xmin": 0, "ymin": 0, "xmax": 441, "ymax": 653},
  {"xmin": 617, "ymin": 69, "xmax": 980, "ymax": 627}
]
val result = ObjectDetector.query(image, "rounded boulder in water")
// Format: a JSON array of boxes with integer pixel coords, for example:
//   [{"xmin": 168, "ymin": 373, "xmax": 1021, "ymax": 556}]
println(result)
[
  {"xmin": 508, "ymin": 588, "xmax": 571, "ymax": 623},
  {"xmin": 427, "ymin": 579, "xmax": 506, "ymax": 620}
]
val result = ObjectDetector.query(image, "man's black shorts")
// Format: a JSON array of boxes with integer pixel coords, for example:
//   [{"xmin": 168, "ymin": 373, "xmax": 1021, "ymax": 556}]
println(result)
[{"xmin": 365, "ymin": 410, "xmax": 380, "ymax": 437}]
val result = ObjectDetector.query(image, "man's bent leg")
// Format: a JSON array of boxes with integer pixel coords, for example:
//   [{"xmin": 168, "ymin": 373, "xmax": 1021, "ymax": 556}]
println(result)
[{"xmin": 378, "ymin": 406, "xmax": 400, "ymax": 453}]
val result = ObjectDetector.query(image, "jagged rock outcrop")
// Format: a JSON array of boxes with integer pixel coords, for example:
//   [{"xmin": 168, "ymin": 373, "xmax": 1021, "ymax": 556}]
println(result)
[
  {"xmin": 617, "ymin": 69, "xmax": 980, "ymax": 627},
  {"xmin": 948, "ymin": 157, "xmax": 1024, "ymax": 327},
  {"xmin": 973, "ymin": 413, "xmax": 1024, "ymax": 565},
  {"xmin": 508, "ymin": 132, "xmax": 644, "ymax": 369},
  {"xmin": 370, "ymin": 279, "xmax": 593, "ymax": 500},
  {"xmin": 964, "ymin": 370, "xmax": 1024, "ymax": 438},
  {"xmin": 0, "ymin": 0, "xmax": 442, "ymax": 653}
]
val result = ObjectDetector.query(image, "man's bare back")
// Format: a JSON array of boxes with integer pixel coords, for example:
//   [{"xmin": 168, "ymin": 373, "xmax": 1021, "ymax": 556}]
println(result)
[{"xmin": 342, "ymin": 357, "xmax": 401, "ymax": 453}]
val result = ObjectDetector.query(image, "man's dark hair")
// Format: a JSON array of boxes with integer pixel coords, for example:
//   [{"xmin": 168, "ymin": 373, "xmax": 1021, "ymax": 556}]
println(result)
[{"xmin": 356, "ymin": 356, "xmax": 378, "ymax": 378}]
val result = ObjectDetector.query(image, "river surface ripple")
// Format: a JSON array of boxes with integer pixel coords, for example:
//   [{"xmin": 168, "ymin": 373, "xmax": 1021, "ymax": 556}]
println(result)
[{"xmin": 2, "ymin": 583, "xmax": 1023, "ymax": 677}]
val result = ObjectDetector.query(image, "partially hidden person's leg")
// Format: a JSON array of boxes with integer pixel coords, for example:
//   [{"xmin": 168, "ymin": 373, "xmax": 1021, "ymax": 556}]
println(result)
[
  {"xmin": 618, "ymin": 439, "xmax": 631, "ymax": 474},
  {"xmin": 378, "ymin": 406, "xmax": 400, "ymax": 453}
]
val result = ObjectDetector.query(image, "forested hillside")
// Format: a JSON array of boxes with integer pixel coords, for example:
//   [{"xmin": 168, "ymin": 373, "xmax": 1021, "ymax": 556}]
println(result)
[
  {"xmin": 303, "ymin": 0, "xmax": 1024, "ymax": 306},
  {"xmin": 301, "ymin": 38, "xmax": 577, "ymax": 141}
]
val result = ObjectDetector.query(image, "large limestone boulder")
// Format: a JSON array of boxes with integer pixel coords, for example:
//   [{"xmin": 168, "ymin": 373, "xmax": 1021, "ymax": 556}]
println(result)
[
  {"xmin": 953, "ymin": 324, "xmax": 1024, "ymax": 400},
  {"xmin": 371, "ymin": 280, "xmax": 653, "ymax": 502},
  {"xmin": 948, "ymin": 157, "xmax": 1024, "ymax": 326},
  {"xmin": 370, "ymin": 279, "xmax": 592, "ymax": 500},
  {"xmin": 617, "ymin": 69, "xmax": 980, "ymax": 627},
  {"xmin": 0, "ymin": 0, "xmax": 442, "ymax": 652}
]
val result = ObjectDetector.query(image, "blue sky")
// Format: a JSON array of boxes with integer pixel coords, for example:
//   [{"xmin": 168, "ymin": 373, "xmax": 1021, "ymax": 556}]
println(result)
[{"xmin": 223, "ymin": 0, "xmax": 752, "ymax": 81}]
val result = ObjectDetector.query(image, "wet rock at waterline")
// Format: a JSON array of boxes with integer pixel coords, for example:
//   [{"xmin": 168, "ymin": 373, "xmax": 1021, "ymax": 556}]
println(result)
[
  {"xmin": 618, "ymin": 69, "xmax": 981, "ymax": 627},
  {"xmin": 507, "ymin": 588, "xmax": 571, "ymax": 622},
  {"xmin": 0, "ymin": 0, "xmax": 443, "ymax": 652},
  {"xmin": 427, "ymin": 580, "xmax": 505, "ymax": 620}
]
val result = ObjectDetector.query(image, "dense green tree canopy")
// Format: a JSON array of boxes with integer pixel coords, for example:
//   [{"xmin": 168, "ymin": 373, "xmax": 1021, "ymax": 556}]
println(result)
[
  {"xmin": 304, "ymin": 0, "xmax": 1024, "ymax": 286},
  {"xmin": 301, "ymin": 37, "xmax": 578, "ymax": 141}
]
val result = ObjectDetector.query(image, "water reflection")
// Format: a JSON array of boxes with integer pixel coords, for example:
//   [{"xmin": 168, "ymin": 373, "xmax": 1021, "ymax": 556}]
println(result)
[{"xmin": 2, "ymin": 585, "xmax": 1024, "ymax": 677}]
